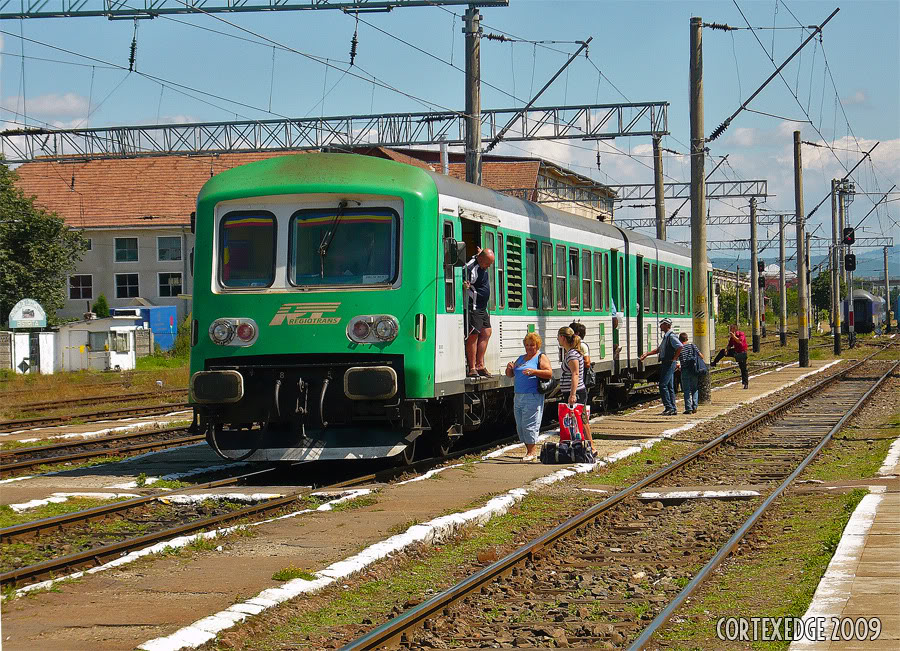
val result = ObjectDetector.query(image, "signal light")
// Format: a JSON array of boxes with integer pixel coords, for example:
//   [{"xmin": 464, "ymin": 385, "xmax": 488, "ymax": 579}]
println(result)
[
  {"xmin": 758, "ymin": 276, "xmax": 766, "ymax": 289},
  {"xmin": 842, "ymin": 227, "xmax": 855, "ymax": 245},
  {"xmin": 845, "ymin": 253, "xmax": 857, "ymax": 272},
  {"xmin": 757, "ymin": 260, "xmax": 765, "ymax": 273}
]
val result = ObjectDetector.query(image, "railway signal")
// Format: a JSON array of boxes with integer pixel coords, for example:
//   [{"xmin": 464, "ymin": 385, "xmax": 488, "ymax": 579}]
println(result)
[
  {"xmin": 845, "ymin": 253, "xmax": 857, "ymax": 272},
  {"xmin": 842, "ymin": 227, "xmax": 856, "ymax": 246}
]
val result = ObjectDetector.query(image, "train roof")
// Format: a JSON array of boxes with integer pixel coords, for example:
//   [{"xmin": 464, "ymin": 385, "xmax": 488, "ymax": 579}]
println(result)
[
  {"xmin": 844, "ymin": 289, "xmax": 885, "ymax": 303},
  {"xmin": 426, "ymin": 168, "xmax": 694, "ymax": 260}
]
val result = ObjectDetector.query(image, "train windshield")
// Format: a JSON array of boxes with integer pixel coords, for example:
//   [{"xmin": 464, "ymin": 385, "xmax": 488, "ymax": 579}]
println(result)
[
  {"xmin": 219, "ymin": 211, "xmax": 276, "ymax": 288},
  {"xmin": 289, "ymin": 207, "xmax": 399, "ymax": 287}
]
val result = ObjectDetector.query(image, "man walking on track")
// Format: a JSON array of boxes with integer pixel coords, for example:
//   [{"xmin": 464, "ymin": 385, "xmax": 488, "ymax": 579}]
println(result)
[
  {"xmin": 712, "ymin": 323, "xmax": 750, "ymax": 389},
  {"xmin": 464, "ymin": 247, "xmax": 495, "ymax": 378},
  {"xmin": 639, "ymin": 318, "xmax": 683, "ymax": 415}
]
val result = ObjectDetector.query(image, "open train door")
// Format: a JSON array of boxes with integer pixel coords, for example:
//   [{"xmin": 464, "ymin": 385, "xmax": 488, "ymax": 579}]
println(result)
[{"xmin": 479, "ymin": 224, "xmax": 501, "ymax": 376}]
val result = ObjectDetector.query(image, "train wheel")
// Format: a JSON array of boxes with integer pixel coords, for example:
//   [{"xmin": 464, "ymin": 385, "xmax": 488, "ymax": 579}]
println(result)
[
  {"xmin": 609, "ymin": 385, "xmax": 630, "ymax": 410},
  {"xmin": 431, "ymin": 433, "xmax": 453, "ymax": 458}
]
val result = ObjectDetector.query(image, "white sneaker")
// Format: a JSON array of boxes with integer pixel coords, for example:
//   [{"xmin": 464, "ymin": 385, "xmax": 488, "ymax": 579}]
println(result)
[{"xmin": 522, "ymin": 454, "xmax": 536, "ymax": 462}]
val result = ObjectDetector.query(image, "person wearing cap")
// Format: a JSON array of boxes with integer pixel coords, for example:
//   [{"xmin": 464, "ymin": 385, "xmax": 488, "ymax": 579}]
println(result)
[{"xmin": 639, "ymin": 318, "xmax": 683, "ymax": 415}]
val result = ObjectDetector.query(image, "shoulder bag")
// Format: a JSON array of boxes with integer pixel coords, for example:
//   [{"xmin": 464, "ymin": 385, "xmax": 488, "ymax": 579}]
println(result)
[{"xmin": 537, "ymin": 354, "xmax": 558, "ymax": 395}]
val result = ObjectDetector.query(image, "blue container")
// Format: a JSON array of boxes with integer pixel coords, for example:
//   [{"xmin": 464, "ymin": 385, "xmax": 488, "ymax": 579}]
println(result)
[{"xmin": 110, "ymin": 305, "xmax": 178, "ymax": 351}]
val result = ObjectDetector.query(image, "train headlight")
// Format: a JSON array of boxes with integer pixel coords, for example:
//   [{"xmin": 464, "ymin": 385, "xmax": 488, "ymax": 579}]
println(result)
[
  {"xmin": 351, "ymin": 320, "xmax": 371, "ymax": 340},
  {"xmin": 210, "ymin": 319, "xmax": 235, "ymax": 345},
  {"xmin": 208, "ymin": 318, "xmax": 258, "ymax": 346},
  {"xmin": 374, "ymin": 317, "xmax": 398, "ymax": 341}
]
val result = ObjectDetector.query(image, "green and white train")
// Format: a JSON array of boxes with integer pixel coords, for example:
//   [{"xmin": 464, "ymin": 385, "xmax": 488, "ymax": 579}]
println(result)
[{"xmin": 188, "ymin": 153, "xmax": 713, "ymax": 463}]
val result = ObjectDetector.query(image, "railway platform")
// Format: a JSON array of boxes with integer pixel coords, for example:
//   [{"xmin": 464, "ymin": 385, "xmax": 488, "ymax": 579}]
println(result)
[{"xmin": 791, "ymin": 443, "xmax": 900, "ymax": 650}]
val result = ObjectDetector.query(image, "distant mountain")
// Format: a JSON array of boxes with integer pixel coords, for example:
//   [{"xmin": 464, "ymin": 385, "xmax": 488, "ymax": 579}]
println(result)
[{"xmin": 710, "ymin": 247, "xmax": 897, "ymax": 278}]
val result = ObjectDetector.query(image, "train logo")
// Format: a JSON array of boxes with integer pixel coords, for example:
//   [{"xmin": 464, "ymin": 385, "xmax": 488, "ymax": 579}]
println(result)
[{"xmin": 269, "ymin": 303, "xmax": 342, "ymax": 326}]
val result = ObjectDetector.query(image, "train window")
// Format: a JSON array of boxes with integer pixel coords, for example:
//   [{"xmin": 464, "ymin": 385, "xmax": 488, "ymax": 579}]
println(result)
[
  {"xmin": 582, "ymin": 249, "xmax": 592, "ymax": 311},
  {"xmin": 643, "ymin": 263, "xmax": 651, "ymax": 313},
  {"xmin": 288, "ymin": 207, "xmax": 398, "ymax": 287},
  {"xmin": 680, "ymin": 271, "xmax": 687, "ymax": 314},
  {"xmin": 556, "ymin": 245, "xmax": 567, "ymax": 310},
  {"xmin": 219, "ymin": 211, "xmax": 276, "ymax": 288},
  {"xmin": 507, "ymin": 236, "xmax": 524, "ymax": 309},
  {"xmin": 593, "ymin": 252, "xmax": 603, "ymax": 312},
  {"xmin": 618, "ymin": 257, "xmax": 625, "ymax": 315},
  {"xmin": 524, "ymin": 239, "xmax": 537, "ymax": 310},
  {"xmin": 603, "ymin": 253, "xmax": 611, "ymax": 311},
  {"xmin": 568, "ymin": 248, "xmax": 580, "ymax": 310},
  {"xmin": 443, "ymin": 221, "xmax": 455, "ymax": 312},
  {"xmin": 651, "ymin": 264, "xmax": 658, "ymax": 313},
  {"xmin": 667, "ymin": 267, "xmax": 673, "ymax": 313},
  {"xmin": 541, "ymin": 242, "xmax": 553, "ymax": 309},
  {"xmin": 674, "ymin": 269, "xmax": 680, "ymax": 315},
  {"xmin": 497, "ymin": 233, "xmax": 505, "ymax": 310}
]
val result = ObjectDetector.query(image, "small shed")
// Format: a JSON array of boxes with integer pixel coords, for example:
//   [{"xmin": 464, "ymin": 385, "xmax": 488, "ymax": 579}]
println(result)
[
  {"xmin": 110, "ymin": 305, "xmax": 179, "ymax": 352},
  {"xmin": 56, "ymin": 317, "xmax": 139, "ymax": 372}
]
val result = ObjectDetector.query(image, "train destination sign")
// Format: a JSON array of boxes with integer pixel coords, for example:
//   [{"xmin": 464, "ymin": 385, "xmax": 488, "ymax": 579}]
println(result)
[{"xmin": 8, "ymin": 298, "xmax": 47, "ymax": 329}]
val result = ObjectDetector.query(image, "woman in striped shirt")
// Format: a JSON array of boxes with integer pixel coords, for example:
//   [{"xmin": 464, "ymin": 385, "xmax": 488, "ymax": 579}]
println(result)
[{"xmin": 557, "ymin": 326, "xmax": 594, "ymax": 451}]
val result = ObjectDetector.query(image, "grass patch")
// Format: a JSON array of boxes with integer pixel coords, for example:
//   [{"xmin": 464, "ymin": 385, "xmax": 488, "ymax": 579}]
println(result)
[
  {"xmin": 29, "ymin": 455, "xmax": 127, "ymax": 475},
  {"xmin": 585, "ymin": 439, "xmax": 684, "ymax": 487},
  {"xmin": 0, "ymin": 496, "xmax": 131, "ymax": 529},
  {"xmin": 805, "ymin": 414, "xmax": 900, "ymax": 482},
  {"xmin": 329, "ymin": 495, "xmax": 378, "ymax": 512},
  {"xmin": 272, "ymin": 566, "xmax": 317, "ymax": 582},
  {"xmin": 136, "ymin": 355, "xmax": 189, "ymax": 371},
  {"xmin": 657, "ymin": 488, "xmax": 868, "ymax": 649},
  {"xmin": 151, "ymin": 479, "xmax": 189, "ymax": 490}
]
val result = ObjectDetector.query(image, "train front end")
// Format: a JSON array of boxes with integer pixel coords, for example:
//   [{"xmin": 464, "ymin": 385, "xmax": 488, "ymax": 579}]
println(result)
[{"xmin": 189, "ymin": 154, "xmax": 438, "ymax": 462}]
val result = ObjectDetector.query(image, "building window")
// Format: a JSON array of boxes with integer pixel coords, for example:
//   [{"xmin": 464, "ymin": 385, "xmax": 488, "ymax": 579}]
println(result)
[
  {"xmin": 541, "ymin": 242, "xmax": 553, "ymax": 309},
  {"xmin": 159, "ymin": 272, "xmax": 182, "ymax": 297},
  {"xmin": 85, "ymin": 238, "xmax": 92, "ymax": 251},
  {"xmin": 88, "ymin": 331, "xmax": 109, "ymax": 351},
  {"xmin": 69, "ymin": 275, "xmax": 93, "ymax": 300},
  {"xmin": 157, "ymin": 236, "xmax": 182, "ymax": 261},
  {"xmin": 114, "ymin": 237, "xmax": 138, "ymax": 262},
  {"xmin": 114, "ymin": 331, "xmax": 131, "ymax": 353},
  {"xmin": 115, "ymin": 273, "xmax": 139, "ymax": 298}
]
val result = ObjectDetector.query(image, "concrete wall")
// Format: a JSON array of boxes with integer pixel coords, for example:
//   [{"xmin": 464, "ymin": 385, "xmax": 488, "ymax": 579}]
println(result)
[{"xmin": 62, "ymin": 226, "xmax": 194, "ymax": 323}]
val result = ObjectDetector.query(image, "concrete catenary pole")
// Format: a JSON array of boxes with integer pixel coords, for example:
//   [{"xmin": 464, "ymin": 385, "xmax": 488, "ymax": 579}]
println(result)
[
  {"xmin": 839, "ymin": 186, "xmax": 847, "ymax": 291},
  {"xmin": 653, "ymin": 135, "xmax": 666, "ymax": 240},
  {"xmin": 779, "ymin": 213, "xmax": 787, "ymax": 346},
  {"xmin": 794, "ymin": 130, "xmax": 809, "ymax": 367},
  {"xmin": 806, "ymin": 231, "xmax": 813, "ymax": 337},
  {"xmin": 464, "ymin": 7, "xmax": 482, "ymax": 185},
  {"xmin": 690, "ymin": 17, "xmax": 711, "ymax": 403},
  {"xmin": 885, "ymin": 247, "xmax": 892, "ymax": 333},
  {"xmin": 831, "ymin": 179, "xmax": 841, "ymax": 353},
  {"xmin": 750, "ymin": 197, "xmax": 760, "ymax": 352},
  {"xmin": 736, "ymin": 263, "xmax": 741, "ymax": 326}
]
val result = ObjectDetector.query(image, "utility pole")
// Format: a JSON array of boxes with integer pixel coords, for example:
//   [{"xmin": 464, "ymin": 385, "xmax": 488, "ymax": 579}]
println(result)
[
  {"xmin": 794, "ymin": 131, "xmax": 809, "ymax": 367},
  {"xmin": 736, "ymin": 264, "xmax": 741, "ymax": 326},
  {"xmin": 838, "ymin": 187, "xmax": 848, "ymax": 291},
  {"xmin": 464, "ymin": 6, "xmax": 482, "ymax": 185},
  {"xmin": 779, "ymin": 213, "xmax": 787, "ymax": 346},
  {"xmin": 750, "ymin": 197, "xmax": 760, "ymax": 351},
  {"xmin": 653, "ymin": 135, "xmax": 666, "ymax": 240},
  {"xmin": 806, "ymin": 231, "xmax": 813, "ymax": 338},
  {"xmin": 885, "ymin": 247, "xmax": 892, "ymax": 333},
  {"xmin": 690, "ymin": 17, "xmax": 711, "ymax": 403},
  {"xmin": 831, "ymin": 179, "xmax": 841, "ymax": 354}
]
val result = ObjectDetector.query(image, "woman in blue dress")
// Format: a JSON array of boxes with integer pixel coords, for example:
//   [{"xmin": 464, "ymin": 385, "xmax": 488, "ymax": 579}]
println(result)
[{"xmin": 505, "ymin": 332, "xmax": 554, "ymax": 462}]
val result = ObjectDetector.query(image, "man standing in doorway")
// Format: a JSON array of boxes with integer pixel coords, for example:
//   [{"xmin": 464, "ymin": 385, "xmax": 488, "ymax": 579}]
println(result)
[
  {"xmin": 711, "ymin": 323, "xmax": 750, "ymax": 389},
  {"xmin": 640, "ymin": 318, "xmax": 683, "ymax": 415},
  {"xmin": 464, "ymin": 247, "xmax": 495, "ymax": 378}
]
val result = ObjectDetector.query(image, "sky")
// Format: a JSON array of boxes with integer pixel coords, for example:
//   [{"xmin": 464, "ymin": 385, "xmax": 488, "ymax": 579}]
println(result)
[{"xmin": 1, "ymin": 0, "xmax": 897, "ymax": 270}]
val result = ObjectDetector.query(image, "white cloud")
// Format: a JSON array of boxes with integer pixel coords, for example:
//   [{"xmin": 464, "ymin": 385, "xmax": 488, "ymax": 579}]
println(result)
[
  {"xmin": 841, "ymin": 90, "xmax": 869, "ymax": 106},
  {"xmin": 728, "ymin": 127, "xmax": 758, "ymax": 147},
  {"xmin": 0, "ymin": 92, "xmax": 89, "ymax": 118}
]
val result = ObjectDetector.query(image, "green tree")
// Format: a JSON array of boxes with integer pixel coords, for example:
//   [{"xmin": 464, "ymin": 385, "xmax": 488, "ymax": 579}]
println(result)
[
  {"xmin": 92, "ymin": 294, "xmax": 110, "ymax": 318},
  {"xmin": 810, "ymin": 272, "xmax": 846, "ymax": 315},
  {"xmin": 0, "ymin": 162, "xmax": 88, "ymax": 325}
]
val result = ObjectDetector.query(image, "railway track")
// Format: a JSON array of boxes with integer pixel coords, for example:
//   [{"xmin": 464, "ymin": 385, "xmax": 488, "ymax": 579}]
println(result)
[
  {"xmin": 0, "ymin": 426, "xmax": 203, "ymax": 478},
  {"xmin": 341, "ymin": 353, "xmax": 897, "ymax": 649},
  {"xmin": 0, "ymin": 401, "xmax": 190, "ymax": 433},
  {"xmin": 9, "ymin": 388, "xmax": 187, "ymax": 412}
]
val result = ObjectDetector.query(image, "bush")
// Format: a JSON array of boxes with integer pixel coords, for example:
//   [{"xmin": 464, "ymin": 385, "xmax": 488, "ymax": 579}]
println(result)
[
  {"xmin": 92, "ymin": 294, "xmax": 109, "ymax": 318},
  {"xmin": 172, "ymin": 314, "xmax": 192, "ymax": 359}
]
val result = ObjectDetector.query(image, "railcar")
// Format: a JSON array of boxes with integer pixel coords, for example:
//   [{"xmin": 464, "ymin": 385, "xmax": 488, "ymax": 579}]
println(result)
[
  {"xmin": 188, "ymin": 154, "xmax": 713, "ymax": 463},
  {"xmin": 842, "ymin": 289, "xmax": 885, "ymax": 334}
]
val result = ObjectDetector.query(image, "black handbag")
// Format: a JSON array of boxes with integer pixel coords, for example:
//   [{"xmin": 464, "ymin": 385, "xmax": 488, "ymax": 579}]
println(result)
[{"xmin": 537, "ymin": 354, "xmax": 557, "ymax": 395}]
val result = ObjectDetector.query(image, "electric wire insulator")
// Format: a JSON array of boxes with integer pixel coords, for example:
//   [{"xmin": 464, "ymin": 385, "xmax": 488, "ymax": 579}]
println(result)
[
  {"xmin": 129, "ymin": 37, "xmax": 137, "ymax": 72},
  {"xmin": 484, "ymin": 33, "xmax": 511, "ymax": 42},
  {"xmin": 349, "ymin": 31, "xmax": 358, "ymax": 66},
  {"xmin": 704, "ymin": 22, "xmax": 737, "ymax": 31},
  {"xmin": 708, "ymin": 118, "xmax": 730, "ymax": 142}
]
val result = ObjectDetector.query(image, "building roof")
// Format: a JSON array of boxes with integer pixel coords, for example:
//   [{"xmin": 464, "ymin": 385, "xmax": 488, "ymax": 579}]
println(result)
[{"xmin": 13, "ymin": 147, "xmax": 607, "ymax": 229}]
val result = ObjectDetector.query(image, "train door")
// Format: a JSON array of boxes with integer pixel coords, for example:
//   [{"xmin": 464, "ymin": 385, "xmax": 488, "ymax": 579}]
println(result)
[
  {"xmin": 636, "ymin": 255, "xmax": 645, "ymax": 357},
  {"xmin": 480, "ymin": 224, "xmax": 500, "ymax": 375},
  {"xmin": 610, "ymin": 249, "xmax": 622, "ymax": 373}
]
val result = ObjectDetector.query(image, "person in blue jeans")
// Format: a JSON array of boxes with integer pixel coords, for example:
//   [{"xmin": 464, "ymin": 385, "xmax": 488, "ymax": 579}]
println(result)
[
  {"xmin": 639, "ymin": 318, "xmax": 684, "ymax": 415},
  {"xmin": 505, "ymin": 332, "xmax": 554, "ymax": 461},
  {"xmin": 677, "ymin": 331, "xmax": 704, "ymax": 414}
]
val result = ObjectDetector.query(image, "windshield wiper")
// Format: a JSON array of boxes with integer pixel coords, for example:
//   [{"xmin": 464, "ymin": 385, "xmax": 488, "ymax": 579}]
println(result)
[{"xmin": 317, "ymin": 200, "xmax": 348, "ymax": 279}]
